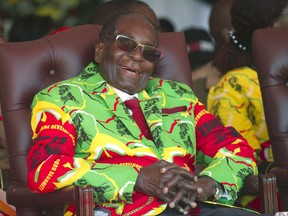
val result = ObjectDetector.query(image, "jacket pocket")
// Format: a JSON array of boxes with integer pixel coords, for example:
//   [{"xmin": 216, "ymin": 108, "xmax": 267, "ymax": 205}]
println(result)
[{"xmin": 162, "ymin": 106, "xmax": 187, "ymax": 114}]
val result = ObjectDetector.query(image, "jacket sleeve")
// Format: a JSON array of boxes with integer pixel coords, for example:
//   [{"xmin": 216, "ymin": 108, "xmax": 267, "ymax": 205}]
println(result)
[
  {"xmin": 27, "ymin": 93, "xmax": 139, "ymax": 205},
  {"xmin": 194, "ymin": 101, "xmax": 258, "ymax": 205}
]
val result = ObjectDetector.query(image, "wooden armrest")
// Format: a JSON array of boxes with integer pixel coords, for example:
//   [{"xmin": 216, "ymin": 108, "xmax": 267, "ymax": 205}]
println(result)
[
  {"xmin": 76, "ymin": 185, "xmax": 94, "ymax": 216},
  {"xmin": 6, "ymin": 183, "xmax": 94, "ymax": 215},
  {"xmin": 239, "ymin": 174, "xmax": 278, "ymax": 214},
  {"xmin": 258, "ymin": 173, "xmax": 278, "ymax": 214}
]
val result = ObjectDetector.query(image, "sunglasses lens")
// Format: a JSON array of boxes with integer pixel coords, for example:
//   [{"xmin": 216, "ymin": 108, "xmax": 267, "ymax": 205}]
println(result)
[
  {"xmin": 116, "ymin": 36, "xmax": 137, "ymax": 52},
  {"xmin": 143, "ymin": 47, "xmax": 161, "ymax": 62},
  {"xmin": 115, "ymin": 35, "xmax": 161, "ymax": 62}
]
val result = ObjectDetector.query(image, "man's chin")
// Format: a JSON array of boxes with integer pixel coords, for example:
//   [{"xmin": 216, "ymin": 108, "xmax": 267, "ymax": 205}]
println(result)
[{"xmin": 119, "ymin": 85, "xmax": 141, "ymax": 95}]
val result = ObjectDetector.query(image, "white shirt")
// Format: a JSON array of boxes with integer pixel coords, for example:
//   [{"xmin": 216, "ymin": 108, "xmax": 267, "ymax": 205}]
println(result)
[
  {"xmin": 112, "ymin": 87, "xmax": 138, "ymax": 102},
  {"xmin": 112, "ymin": 87, "xmax": 138, "ymax": 114}
]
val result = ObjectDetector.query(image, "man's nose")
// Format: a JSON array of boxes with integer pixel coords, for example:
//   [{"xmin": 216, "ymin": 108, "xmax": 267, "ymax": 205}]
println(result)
[{"xmin": 128, "ymin": 45, "xmax": 144, "ymax": 61}]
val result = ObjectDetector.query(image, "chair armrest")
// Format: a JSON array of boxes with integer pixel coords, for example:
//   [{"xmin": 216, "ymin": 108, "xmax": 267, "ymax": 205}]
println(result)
[
  {"xmin": 76, "ymin": 185, "xmax": 94, "ymax": 216},
  {"xmin": 6, "ymin": 183, "xmax": 94, "ymax": 215},
  {"xmin": 240, "ymin": 174, "xmax": 278, "ymax": 214},
  {"xmin": 258, "ymin": 173, "xmax": 278, "ymax": 214}
]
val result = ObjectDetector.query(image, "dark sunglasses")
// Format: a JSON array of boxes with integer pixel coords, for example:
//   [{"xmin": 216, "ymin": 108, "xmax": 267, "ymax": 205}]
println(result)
[{"xmin": 115, "ymin": 35, "xmax": 161, "ymax": 63}]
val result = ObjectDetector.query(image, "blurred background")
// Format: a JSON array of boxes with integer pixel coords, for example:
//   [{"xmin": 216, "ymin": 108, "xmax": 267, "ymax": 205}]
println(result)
[
  {"xmin": 0, "ymin": 0, "xmax": 216, "ymax": 40},
  {"xmin": 142, "ymin": 0, "xmax": 214, "ymax": 31}
]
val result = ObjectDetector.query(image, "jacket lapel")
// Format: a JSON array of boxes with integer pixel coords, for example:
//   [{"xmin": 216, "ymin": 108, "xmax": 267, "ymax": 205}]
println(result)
[{"xmin": 81, "ymin": 65, "xmax": 195, "ymax": 160}]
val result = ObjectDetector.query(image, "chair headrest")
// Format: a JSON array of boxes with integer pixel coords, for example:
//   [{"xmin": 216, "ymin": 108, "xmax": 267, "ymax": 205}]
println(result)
[{"xmin": 0, "ymin": 24, "xmax": 192, "ymax": 112}]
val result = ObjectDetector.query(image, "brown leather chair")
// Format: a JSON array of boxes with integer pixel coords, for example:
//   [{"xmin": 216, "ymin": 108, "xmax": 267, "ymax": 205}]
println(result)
[
  {"xmin": 0, "ymin": 23, "xmax": 278, "ymax": 215},
  {"xmin": 0, "ymin": 24, "xmax": 191, "ymax": 215},
  {"xmin": 252, "ymin": 26, "xmax": 288, "ymax": 211}
]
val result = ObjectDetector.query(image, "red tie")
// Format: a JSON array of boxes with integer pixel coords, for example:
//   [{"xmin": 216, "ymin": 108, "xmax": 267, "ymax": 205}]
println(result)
[{"xmin": 124, "ymin": 97, "xmax": 153, "ymax": 140}]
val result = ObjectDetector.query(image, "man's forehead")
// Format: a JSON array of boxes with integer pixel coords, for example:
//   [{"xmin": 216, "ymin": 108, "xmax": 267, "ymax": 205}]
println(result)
[
  {"xmin": 116, "ymin": 17, "xmax": 154, "ymax": 33},
  {"xmin": 115, "ymin": 20, "xmax": 157, "ymax": 44}
]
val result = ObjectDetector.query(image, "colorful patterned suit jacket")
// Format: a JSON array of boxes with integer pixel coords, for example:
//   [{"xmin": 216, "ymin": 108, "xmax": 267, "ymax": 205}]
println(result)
[{"xmin": 27, "ymin": 62, "xmax": 257, "ymax": 215}]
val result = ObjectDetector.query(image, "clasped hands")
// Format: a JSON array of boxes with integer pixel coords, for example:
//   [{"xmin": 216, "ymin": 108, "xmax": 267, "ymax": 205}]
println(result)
[{"xmin": 134, "ymin": 160, "xmax": 217, "ymax": 215}]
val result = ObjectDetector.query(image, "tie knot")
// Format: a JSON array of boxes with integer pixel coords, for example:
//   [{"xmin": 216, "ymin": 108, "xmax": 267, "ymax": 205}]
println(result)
[{"xmin": 124, "ymin": 97, "xmax": 140, "ymax": 109}]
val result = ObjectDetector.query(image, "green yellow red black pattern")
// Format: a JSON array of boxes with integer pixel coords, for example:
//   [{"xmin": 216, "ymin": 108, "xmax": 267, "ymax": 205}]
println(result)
[{"xmin": 28, "ymin": 62, "xmax": 257, "ymax": 215}]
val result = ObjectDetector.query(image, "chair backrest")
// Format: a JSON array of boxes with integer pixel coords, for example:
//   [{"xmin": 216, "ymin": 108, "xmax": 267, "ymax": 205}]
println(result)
[
  {"xmin": 252, "ymin": 26, "xmax": 288, "ymax": 210},
  {"xmin": 0, "ymin": 24, "xmax": 191, "ymax": 197}
]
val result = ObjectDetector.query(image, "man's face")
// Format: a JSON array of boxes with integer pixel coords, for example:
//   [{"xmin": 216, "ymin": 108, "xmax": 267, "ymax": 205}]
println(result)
[{"xmin": 94, "ymin": 18, "xmax": 159, "ymax": 95}]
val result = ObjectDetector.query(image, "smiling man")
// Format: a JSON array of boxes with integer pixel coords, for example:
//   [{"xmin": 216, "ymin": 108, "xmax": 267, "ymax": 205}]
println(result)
[{"xmin": 27, "ymin": 13, "xmax": 263, "ymax": 216}]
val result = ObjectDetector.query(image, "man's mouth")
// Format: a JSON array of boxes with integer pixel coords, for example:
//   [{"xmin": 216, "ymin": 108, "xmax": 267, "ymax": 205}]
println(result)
[{"xmin": 121, "ymin": 66, "xmax": 140, "ymax": 74}]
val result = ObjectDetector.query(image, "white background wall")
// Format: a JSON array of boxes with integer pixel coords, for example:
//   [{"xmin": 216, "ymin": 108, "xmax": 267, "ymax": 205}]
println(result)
[{"xmin": 142, "ymin": 0, "xmax": 212, "ymax": 32}]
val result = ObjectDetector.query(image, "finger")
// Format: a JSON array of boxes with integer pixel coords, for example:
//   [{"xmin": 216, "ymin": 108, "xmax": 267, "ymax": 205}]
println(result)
[
  {"xmin": 170, "ymin": 190, "xmax": 198, "ymax": 209},
  {"xmin": 182, "ymin": 192, "xmax": 200, "ymax": 215},
  {"xmin": 183, "ymin": 205, "xmax": 191, "ymax": 215},
  {"xmin": 163, "ymin": 177, "xmax": 200, "ymax": 195},
  {"xmin": 169, "ymin": 194, "xmax": 194, "ymax": 215},
  {"xmin": 176, "ymin": 180, "xmax": 202, "ymax": 192},
  {"xmin": 169, "ymin": 189, "xmax": 187, "ymax": 209},
  {"xmin": 186, "ymin": 192, "xmax": 198, "ymax": 208},
  {"xmin": 160, "ymin": 162, "xmax": 178, "ymax": 173},
  {"xmin": 159, "ymin": 194, "xmax": 172, "ymax": 203},
  {"xmin": 174, "ymin": 204, "xmax": 185, "ymax": 215},
  {"xmin": 161, "ymin": 165, "xmax": 194, "ymax": 177},
  {"xmin": 157, "ymin": 191, "xmax": 187, "ymax": 214},
  {"xmin": 165, "ymin": 196, "xmax": 186, "ymax": 215},
  {"xmin": 162, "ymin": 167, "xmax": 197, "ymax": 182},
  {"xmin": 183, "ymin": 204, "xmax": 192, "ymax": 215},
  {"xmin": 162, "ymin": 174, "xmax": 183, "ymax": 193}
]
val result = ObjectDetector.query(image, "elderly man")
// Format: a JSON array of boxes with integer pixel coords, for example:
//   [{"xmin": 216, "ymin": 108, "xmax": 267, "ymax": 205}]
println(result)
[{"xmin": 27, "ymin": 13, "xmax": 263, "ymax": 216}]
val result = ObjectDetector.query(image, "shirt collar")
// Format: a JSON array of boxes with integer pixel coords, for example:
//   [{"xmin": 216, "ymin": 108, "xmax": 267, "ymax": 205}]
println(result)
[{"xmin": 111, "ymin": 86, "xmax": 138, "ymax": 102}]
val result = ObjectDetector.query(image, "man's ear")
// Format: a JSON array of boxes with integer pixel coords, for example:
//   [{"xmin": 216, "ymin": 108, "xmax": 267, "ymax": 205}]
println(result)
[{"xmin": 94, "ymin": 42, "xmax": 104, "ymax": 64}]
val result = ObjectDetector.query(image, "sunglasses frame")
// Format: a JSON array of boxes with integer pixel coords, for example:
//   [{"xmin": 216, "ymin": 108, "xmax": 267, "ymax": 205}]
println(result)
[{"xmin": 114, "ymin": 34, "xmax": 161, "ymax": 63}]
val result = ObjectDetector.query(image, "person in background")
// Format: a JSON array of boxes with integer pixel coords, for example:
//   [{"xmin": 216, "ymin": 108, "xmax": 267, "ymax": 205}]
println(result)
[
  {"xmin": 159, "ymin": 18, "xmax": 175, "ymax": 32},
  {"xmin": 207, "ymin": 0, "xmax": 288, "ymax": 210},
  {"xmin": 8, "ymin": 14, "xmax": 55, "ymax": 42},
  {"xmin": 182, "ymin": 0, "xmax": 234, "ymax": 108},
  {"xmin": 205, "ymin": 0, "xmax": 234, "ymax": 94},
  {"xmin": 183, "ymin": 28, "xmax": 216, "ymax": 107},
  {"xmin": 209, "ymin": 0, "xmax": 234, "ymax": 52},
  {"xmin": 26, "ymin": 12, "xmax": 264, "ymax": 216}
]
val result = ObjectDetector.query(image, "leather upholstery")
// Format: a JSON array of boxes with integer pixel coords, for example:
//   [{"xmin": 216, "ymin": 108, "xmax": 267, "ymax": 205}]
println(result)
[
  {"xmin": 252, "ymin": 26, "xmax": 288, "ymax": 211},
  {"xmin": 0, "ymin": 22, "xmax": 280, "ymax": 215},
  {"xmin": 0, "ymin": 24, "xmax": 191, "ymax": 215}
]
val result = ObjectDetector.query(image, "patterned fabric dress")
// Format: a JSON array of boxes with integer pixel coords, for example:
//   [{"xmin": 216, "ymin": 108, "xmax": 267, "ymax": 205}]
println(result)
[
  {"xmin": 207, "ymin": 66, "xmax": 272, "ymax": 162},
  {"xmin": 27, "ymin": 62, "xmax": 257, "ymax": 215}
]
